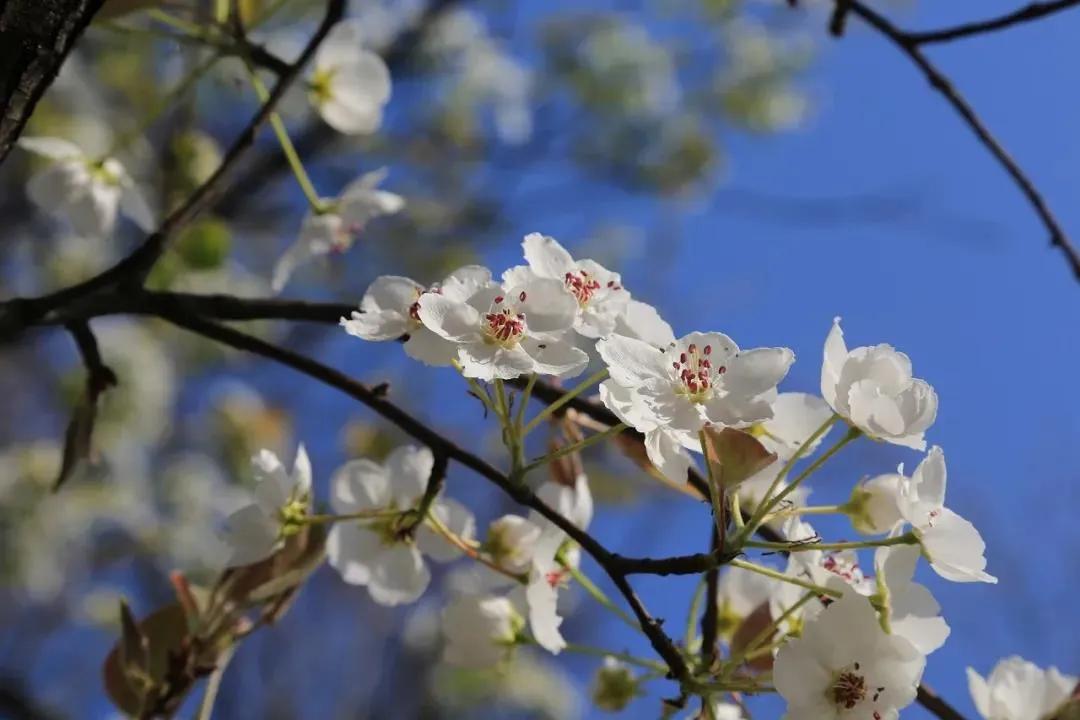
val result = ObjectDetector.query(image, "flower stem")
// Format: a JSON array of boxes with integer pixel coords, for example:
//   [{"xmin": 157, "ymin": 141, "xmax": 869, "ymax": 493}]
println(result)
[
  {"xmin": 241, "ymin": 62, "xmax": 324, "ymax": 211},
  {"xmin": 425, "ymin": 510, "xmax": 525, "ymax": 582},
  {"xmin": 557, "ymin": 642, "xmax": 668, "ymax": 673},
  {"xmin": 563, "ymin": 558, "xmax": 640, "ymax": 631},
  {"xmin": 728, "ymin": 559, "xmax": 841, "ymax": 599},
  {"xmin": 743, "ymin": 531, "xmax": 918, "ymax": 554},
  {"xmin": 521, "ymin": 368, "xmax": 608, "ymax": 436},
  {"xmin": 759, "ymin": 425, "xmax": 862, "ymax": 520},
  {"xmin": 721, "ymin": 592, "xmax": 814, "ymax": 679},
  {"xmin": 195, "ymin": 645, "xmax": 235, "ymax": 720},
  {"xmin": 522, "ymin": 423, "xmax": 627, "ymax": 475},
  {"xmin": 760, "ymin": 503, "xmax": 847, "ymax": 524},
  {"xmin": 735, "ymin": 414, "xmax": 839, "ymax": 546},
  {"xmin": 299, "ymin": 509, "xmax": 401, "ymax": 525},
  {"xmin": 683, "ymin": 575, "xmax": 708, "ymax": 654},
  {"xmin": 700, "ymin": 429, "xmax": 727, "ymax": 549}
]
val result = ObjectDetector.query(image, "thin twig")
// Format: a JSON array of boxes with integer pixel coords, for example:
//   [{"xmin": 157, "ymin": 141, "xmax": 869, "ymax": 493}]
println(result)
[
  {"xmin": 908, "ymin": 0, "xmax": 1080, "ymax": 45},
  {"xmin": 832, "ymin": 0, "xmax": 1080, "ymax": 281}
]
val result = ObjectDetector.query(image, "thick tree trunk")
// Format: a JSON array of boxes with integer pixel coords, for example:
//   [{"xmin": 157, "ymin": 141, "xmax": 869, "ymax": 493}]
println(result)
[{"xmin": 0, "ymin": 0, "xmax": 105, "ymax": 164}]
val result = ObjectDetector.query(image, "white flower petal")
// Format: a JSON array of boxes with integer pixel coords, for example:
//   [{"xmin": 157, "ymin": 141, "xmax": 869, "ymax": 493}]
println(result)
[
  {"xmin": 522, "ymin": 232, "xmax": 575, "ymax": 279},
  {"xmin": 417, "ymin": 293, "xmax": 483, "ymax": 342},
  {"xmin": 368, "ymin": 544, "xmax": 430, "ymax": 606}
]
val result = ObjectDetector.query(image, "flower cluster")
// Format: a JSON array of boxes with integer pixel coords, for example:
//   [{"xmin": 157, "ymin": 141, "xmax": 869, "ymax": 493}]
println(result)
[{"xmin": 213, "ymin": 234, "xmax": 1049, "ymax": 718}]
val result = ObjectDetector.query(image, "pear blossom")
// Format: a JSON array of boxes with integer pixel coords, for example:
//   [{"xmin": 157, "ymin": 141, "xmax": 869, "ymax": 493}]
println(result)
[
  {"xmin": 503, "ymin": 233, "xmax": 630, "ymax": 338},
  {"xmin": 897, "ymin": 447, "xmax": 996, "ymax": 584},
  {"xmin": 272, "ymin": 168, "xmax": 404, "ymax": 291},
  {"xmin": 738, "ymin": 392, "xmax": 834, "ymax": 517},
  {"xmin": 967, "ymin": 656, "xmax": 1077, "ymax": 720},
  {"xmin": 874, "ymin": 543, "xmax": 950, "ymax": 655},
  {"xmin": 535, "ymin": 471, "xmax": 593, "ymax": 531},
  {"xmin": 19, "ymin": 136, "xmax": 154, "ymax": 237},
  {"xmin": 326, "ymin": 445, "xmax": 475, "ymax": 606},
  {"xmin": 418, "ymin": 275, "xmax": 589, "ymax": 381},
  {"xmin": 307, "ymin": 19, "xmax": 392, "ymax": 134},
  {"xmin": 846, "ymin": 471, "xmax": 903, "ymax": 535},
  {"xmin": 774, "ymin": 590, "xmax": 925, "ymax": 720},
  {"xmin": 821, "ymin": 317, "xmax": 937, "ymax": 449},
  {"xmin": 521, "ymin": 527, "xmax": 570, "ymax": 654},
  {"xmin": 769, "ymin": 517, "xmax": 871, "ymax": 633},
  {"xmin": 596, "ymin": 331, "xmax": 794, "ymax": 482},
  {"xmin": 341, "ymin": 265, "xmax": 492, "ymax": 365},
  {"xmin": 222, "ymin": 446, "xmax": 312, "ymax": 566},
  {"xmin": 484, "ymin": 514, "xmax": 543, "ymax": 575},
  {"xmin": 441, "ymin": 594, "xmax": 521, "ymax": 668},
  {"xmin": 614, "ymin": 298, "xmax": 676, "ymax": 348}
]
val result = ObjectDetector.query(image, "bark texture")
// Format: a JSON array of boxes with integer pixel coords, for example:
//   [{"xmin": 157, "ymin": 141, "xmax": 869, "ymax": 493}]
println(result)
[{"xmin": 0, "ymin": 0, "xmax": 104, "ymax": 164}]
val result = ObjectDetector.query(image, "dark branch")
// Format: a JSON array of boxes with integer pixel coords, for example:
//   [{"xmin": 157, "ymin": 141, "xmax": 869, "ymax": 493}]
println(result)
[
  {"xmin": 699, "ymin": 526, "xmax": 721, "ymax": 670},
  {"xmin": 3, "ymin": 0, "xmax": 346, "ymax": 328},
  {"xmin": 0, "ymin": 0, "xmax": 105, "ymax": 163},
  {"xmin": 55, "ymin": 320, "xmax": 117, "ymax": 490},
  {"xmin": 908, "ymin": 0, "xmax": 1080, "ymax": 45},
  {"xmin": 828, "ymin": 0, "xmax": 1080, "ymax": 282}
]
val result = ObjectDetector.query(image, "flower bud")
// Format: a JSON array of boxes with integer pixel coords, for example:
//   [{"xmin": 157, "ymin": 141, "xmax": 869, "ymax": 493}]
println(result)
[
  {"xmin": 845, "ymin": 474, "xmax": 902, "ymax": 535},
  {"xmin": 592, "ymin": 657, "xmax": 640, "ymax": 712}
]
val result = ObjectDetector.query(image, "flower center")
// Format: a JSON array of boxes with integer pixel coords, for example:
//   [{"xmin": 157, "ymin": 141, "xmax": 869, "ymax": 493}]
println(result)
[
  {"xmin": 830, "ymin": 667, "xmax": 868, "ymax": 710},
  {"xmin": 671, "ymin": 342, "xmax": 725, "ymax": 403},
  {"xmin": 278, "ymin": 494, "xmax": 310, "ymax": 539},
  {"xmin": 484, "ymin": 293, "xmax": 527, "ymax": 348},
  {"xmin": 309, "ymin": 68, "xmax": 336, "ymax": 105},
  {"xmin": 562, "ymin": 270, "xmax": 601, "ymax": 307},
  {"xmin": 822, "ymin": 553, "xmax": 863, "ymax": 585}
]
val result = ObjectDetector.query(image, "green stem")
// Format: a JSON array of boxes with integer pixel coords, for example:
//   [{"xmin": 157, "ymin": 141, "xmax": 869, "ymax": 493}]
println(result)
[
  {"xmin": 735, "ymin": 414, "xmax": 839, "ymax": 546},
  {"xmin": 241, "ymin": 62, "xmax": 324, "ymax": 210},
  {"xmin": 564, "ymin": 560, "xmax": 640, "ymax": 631},
  {"xmin": 558, "ymin": 642, "xmax": 667, "ymax": 673},
  {"xmin": 731, "ymin": 491, "xmax": 744, "ymax": 530},
  {"xmin": 683, "ymin": 576, "xmax": 708, "ymax": 654},
  {"xmin": 760, "ymin": 503, "xmax": 847, "ymax": 524},
  {"xmin": 299, "ymin": 509, "xmax": 401, "ymax": 525},
  {"xmin": 522, "ymin": 423, "xmax": 627, "ymax": 475},
  {"xmin": 721, "ymin": 592, "xmax": 814, "ymax": 679},
  {"xmin": 744, "ymin": 531, "xmax": 918, "ymax": 554},
  {"xmin": 700, "ymin": 429, "xmax": 727, "ymax": 548},
  {"xmin": 195, "ymin": 645, "xmax": 235, "ymax": 720},
  {"xmin": 728, "ymin": 559, "xmax": 840, "ymax": 599},
  {"xmin": 760, "ymin": 425, "xmax": 861, "ymax": 520},
  {"xmin": 521, "ymin": 368, "xmax": 608, "ymax": 436},
  {"xmin": 514, "ymin": 373, "xmax": 537, "ymax": 431}
]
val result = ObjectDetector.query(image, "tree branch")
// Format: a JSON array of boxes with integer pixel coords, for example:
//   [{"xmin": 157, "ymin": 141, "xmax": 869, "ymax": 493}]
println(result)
[
  {"xmin": 908, "ymin": 1, "xmax": 1080, "ymax": 45},
  {"xmin": 0, "ymin": 0, "xmax": 105, "ymax": 163},
  {"xmin": 825, "ymin": 0, "xmax": 1080, "ymax": 281}
]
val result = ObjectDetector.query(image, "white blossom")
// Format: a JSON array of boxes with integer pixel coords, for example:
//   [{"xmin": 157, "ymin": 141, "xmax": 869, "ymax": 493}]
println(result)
[
  {"xmin": 308, "ymin": 20, "xmax": 392, "ymax": 134},
  {"xmin": 503, "ymin": 233, "xmax": 630, "ymax": 338},
  {"xmin": 222, "ymin": 446, "xmax": 312, "ymax": 566},
  {"xmin": 613, "ymin": 298, "xmax": 676, "ymax": 348},
  {"xmin": 597, "ymin": 331, "xmax": 794, "ymax": 482},
  {"xmin": 418, "ymin": 274, "xmax": 589, "ymax": 381},
  {"xmin": 19, "ymin": 136, "xmax": 154, "ymax": 238},
  {"xmin": 441, "ymin": 594, "xmax": 521, "ymax": 668},
  {"xmin": 846, "ymin": 471, "xmax": 903, "ymax": 535},
  {"xmin": 535, "ymin": 471, "xmax": 594, "ymax": 531},
  {"xmin": 521, "ymin": 527, "xmax": 570, "ymax": 655},
  {"xmin": 326, "ymin": 445, "xmax": 475, "ymax": 606},
  {"xmin": 272, "ymin": 168, "xmax": 404, "ymax": 291},
  {"xmin": 897, "ymin": 447, "xmax": 997, "ymax": 584},
  {"xmin": 485, "ymin": 514, "xmax": 543, "ymax": 575},
  {"xmin": 821, "ymin": 317, "xmax": 937, "ymax": 449},
  {"xmin": 774, "ymin": 590, "xmax": 925, "ymax": 720},
  {"xmin": 341, "ymin": 265, "xmax": 491, "ymax": 365},
  {"xmin": 874, "ymin": 543, "xmax": 950, "ymax": 655},
  {"xmin": 967, "ymin": 656, "xmax": 1077, "ymax": 720}
]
